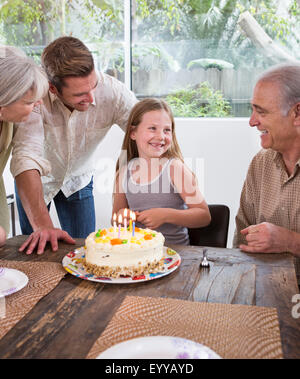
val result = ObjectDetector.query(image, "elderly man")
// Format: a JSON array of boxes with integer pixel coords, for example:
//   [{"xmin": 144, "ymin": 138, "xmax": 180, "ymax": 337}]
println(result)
[
  {"xmin": 233, "ymin": 64, "xmax": 300, "ymax": 285},
  {"xmin": 11, "ymin": 36, "xmax": 137, "ymax": 255}
]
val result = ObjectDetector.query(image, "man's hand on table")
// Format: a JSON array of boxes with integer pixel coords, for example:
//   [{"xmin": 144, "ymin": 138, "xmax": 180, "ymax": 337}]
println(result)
[
  {"xmin": 19, "ymin": 228, "xmax": 76, "ymax": 255},
  {"xmin": 239, "ymin": 221, "xmax": 298, "ymax": 255}
]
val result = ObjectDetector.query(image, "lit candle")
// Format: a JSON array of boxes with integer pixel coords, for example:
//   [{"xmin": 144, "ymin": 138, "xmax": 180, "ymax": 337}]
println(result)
[
  {"xmin": 129, "ymin": 211, "xmax": 133, "ymax": 232},
  {"xmin": 118, "ymin": 214, "xmax": 122, "ymax": 238},
  {"xmin": 113, "ymin": 213, "xmax": 117, "ymax": 238},
  {"xmin": 124, "ymin": 208, "xmax": 128, "ymax": 232},
  {"xmin": 132, "ymin": 212, "xmax": 136, "ymax": 237}
]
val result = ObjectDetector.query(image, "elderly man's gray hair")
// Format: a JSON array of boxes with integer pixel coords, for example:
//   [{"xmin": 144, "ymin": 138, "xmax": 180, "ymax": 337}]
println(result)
[{"xmin": 258, "ymin": 63, "xmax": 300, "ymax": 116}]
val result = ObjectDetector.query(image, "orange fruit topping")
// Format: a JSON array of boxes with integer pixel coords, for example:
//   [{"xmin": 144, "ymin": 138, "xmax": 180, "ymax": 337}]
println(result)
[{"xmin": 110, "ymin": 238, "xmax": 123, "ymax": 245}]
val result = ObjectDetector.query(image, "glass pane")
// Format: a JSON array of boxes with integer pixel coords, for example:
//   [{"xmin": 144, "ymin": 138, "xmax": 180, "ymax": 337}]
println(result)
[
  {"xmin": 0, "ymin": 0, "xmax": 125, "ymax": 81},
  {"xmin": 132, "ymin": 0, "xmax": 300, "ymax": 117}
]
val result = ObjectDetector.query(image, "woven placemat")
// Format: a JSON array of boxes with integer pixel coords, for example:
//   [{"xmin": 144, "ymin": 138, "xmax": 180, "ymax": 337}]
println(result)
[
  {"xmin": 0, "ymin": 260, "xmax": 66, "ymax": 340},
  {"xmin": 87, "ymin": 295, "xmax": 283, "ymax": 359}
]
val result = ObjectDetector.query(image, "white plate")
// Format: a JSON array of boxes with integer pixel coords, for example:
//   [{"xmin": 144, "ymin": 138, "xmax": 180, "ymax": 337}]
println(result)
[
  {"xmin": 97, "ymin": 336, "xmax": 221, "ymax": 359},
  {"xmin": 0, "ymin": 267, "xmax": 29, "ymax": 298},
  {"xmin": 62, "ymin": 246, "xmax": 181, "ymax": 284}
]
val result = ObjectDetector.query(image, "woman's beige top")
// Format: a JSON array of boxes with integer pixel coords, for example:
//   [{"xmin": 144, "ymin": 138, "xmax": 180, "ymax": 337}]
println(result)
[{"xmin": 0, "ymin": 121, "xmax": 13, "ymax": 234}]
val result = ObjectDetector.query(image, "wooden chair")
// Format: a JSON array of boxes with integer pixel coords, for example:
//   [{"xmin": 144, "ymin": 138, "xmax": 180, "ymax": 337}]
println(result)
[{"xmin": 188, "ymin": 204, "xmax": 230, "ymax": 248}]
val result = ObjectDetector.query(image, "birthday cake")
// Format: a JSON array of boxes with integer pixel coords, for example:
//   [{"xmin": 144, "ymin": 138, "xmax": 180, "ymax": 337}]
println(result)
[{"xmin": 83, "ymin": 226, "xmax": 165, "ymax": 278}]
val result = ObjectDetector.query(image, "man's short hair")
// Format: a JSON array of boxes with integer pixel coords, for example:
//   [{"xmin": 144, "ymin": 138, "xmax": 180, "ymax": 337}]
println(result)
[
  {"xmin": 41, "ymin": 36, "xmax": 94, "ymax": 93},
  {"xmin": 258, "ymin": 63, "xmax": 300, "ymax": 115}
]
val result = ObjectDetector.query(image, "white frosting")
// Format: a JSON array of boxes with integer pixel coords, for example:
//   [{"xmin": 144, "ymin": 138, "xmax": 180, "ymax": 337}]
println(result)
[{"xmin": 84, "ymin": 227, "xmax": 165, "ymax": 272}]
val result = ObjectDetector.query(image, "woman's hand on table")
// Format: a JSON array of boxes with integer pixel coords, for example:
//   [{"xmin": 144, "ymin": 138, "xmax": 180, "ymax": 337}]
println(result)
[
  {"xmin": 0, "ymin": 226, "xmax": 6, "ymax": 247},
  {"xmin": 19, "ymin": 228, "xmax": 76, "ymax": 255}
]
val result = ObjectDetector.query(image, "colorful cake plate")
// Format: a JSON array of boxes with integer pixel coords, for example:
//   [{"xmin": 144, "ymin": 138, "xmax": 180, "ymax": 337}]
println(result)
[{"xmin": 62, "ymin": 246, "xmax": 181, "ymax": 284}]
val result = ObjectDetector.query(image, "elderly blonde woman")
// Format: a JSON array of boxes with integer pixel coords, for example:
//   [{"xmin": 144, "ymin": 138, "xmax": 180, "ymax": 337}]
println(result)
[{"xmin": 0, "ymin": 46, "xmax": 49, "ymax": 246}]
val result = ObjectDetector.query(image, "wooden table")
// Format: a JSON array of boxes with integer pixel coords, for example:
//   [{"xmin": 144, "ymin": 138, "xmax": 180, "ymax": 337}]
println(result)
[{"xmin": 0, "ymin": 235, "xmax": 299, "ymax": 359}]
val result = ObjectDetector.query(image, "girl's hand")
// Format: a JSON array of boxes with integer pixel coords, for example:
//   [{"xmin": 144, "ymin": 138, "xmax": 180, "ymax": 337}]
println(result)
[{"xmin": 137, "ymin": 208, "xmax": 166, "ymax": 229}]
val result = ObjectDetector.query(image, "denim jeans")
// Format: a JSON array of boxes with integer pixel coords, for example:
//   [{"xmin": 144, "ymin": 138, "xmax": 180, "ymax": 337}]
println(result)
[{"xmin": 15, "ymin": 178, "xmax": 95, "ymax": 238}]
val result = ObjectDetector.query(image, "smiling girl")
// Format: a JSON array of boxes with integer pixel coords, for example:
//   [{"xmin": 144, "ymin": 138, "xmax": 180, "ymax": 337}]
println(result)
[{"xmin": 113, "ymin": 98, "xmax": 211, "ymax": 245}]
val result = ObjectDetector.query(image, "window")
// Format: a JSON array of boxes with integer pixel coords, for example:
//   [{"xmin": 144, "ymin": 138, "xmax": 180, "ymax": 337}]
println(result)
[{"xmin": 1, "ymin": 0, "xmax": 299, "ymax": 117}]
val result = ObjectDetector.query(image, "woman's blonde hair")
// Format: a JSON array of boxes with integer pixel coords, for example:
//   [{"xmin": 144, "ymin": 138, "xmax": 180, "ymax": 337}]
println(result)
[
  {"xmin": 0, "ymin": 45, "xmax": 48, "ymax": 107},
  {"xmin": 116, "ymin": 98, "xmax": 184, "ymax": 173}
]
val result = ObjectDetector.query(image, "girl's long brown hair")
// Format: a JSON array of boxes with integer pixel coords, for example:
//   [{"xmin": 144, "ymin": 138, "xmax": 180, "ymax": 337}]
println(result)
[{"xmin": 115, "ymin": 98, "xmax": 184, "ymax": 173}]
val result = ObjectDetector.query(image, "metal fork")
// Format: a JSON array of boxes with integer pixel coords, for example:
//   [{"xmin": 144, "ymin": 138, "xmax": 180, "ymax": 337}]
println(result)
[{"xmin": 200, "ymin": 248, "xmax": 210, "ymax": 268}]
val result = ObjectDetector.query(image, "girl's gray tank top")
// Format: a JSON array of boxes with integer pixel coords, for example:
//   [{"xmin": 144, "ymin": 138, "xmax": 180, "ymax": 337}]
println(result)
[{"xmin": 124, "ymin": 159, "xmax": 189, "ymax": 245}]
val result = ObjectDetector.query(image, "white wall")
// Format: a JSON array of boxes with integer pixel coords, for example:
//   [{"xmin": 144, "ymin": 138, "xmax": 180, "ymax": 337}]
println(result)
[
  {"xmin": 4, "ymin": 118, "xmax": 261, "ymax": 246},
  {"xmin": 175, "ymin": 118, "xmax": 261, "ymax": 245}
]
